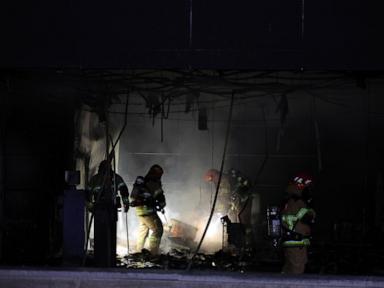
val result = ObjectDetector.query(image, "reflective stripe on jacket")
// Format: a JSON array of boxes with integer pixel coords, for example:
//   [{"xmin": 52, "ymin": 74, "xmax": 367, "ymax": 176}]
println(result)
[
  {"xmin": 282, "ymin": 238, "xmax": 310, "ymax": 247},
  {"xmin": 135, "ymin": 205, "xmax": 156, "ymax": 216},
  {"xmin": 282, "ymin": 208, "xmax": 314, "ymax": 230},
  {"xmin": 281, "ymin": 201, "xmax": 314, "ymax": 247}
]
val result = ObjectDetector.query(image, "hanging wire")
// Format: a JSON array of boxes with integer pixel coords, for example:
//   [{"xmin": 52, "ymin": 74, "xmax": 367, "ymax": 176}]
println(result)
[
  {"xmin": 186, "ymin": 91, "xmax": 235, "ymax": 271},
  {"xmin": 210, "ymin": 94, "xmax": 215, "ymax": 208},
  {"xmin": 125, "ymin": 212, "xmax": 130, "ymax": 254},
  {"xmin": 82, "ymin": 93, "xmax": 112, "ymax": 266},
  {"xmin": 161, "ymin": 93, "xmax": 165, "ymax": 142},
  {"xmin": 82, "ymin": 93, "xmax": 130, "ymax": 266}
]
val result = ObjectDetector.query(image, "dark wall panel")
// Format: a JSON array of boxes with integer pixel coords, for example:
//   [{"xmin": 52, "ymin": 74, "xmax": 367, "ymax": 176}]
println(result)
[
  {"xmin": 77, "ymin": 0, "xmax": 189, "ymax": 63},
  {"xmin": 193, "ymin": 0, "xmax": 302, "ymax": 49},
  {"xmin": 0, "ymin": 0, "xmax": 383, "ymax": 68},
  {"xmin": 0, "ymin": 0, "xmax": 76, "ymax": 66}
]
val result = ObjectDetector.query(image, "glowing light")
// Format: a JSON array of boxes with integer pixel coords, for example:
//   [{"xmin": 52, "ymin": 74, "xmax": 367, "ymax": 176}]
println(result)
[
  {"xmin": 196, "ymin": 213, "xmax": 223, "ymax": 252},
  {"xmin": 116, "ymin": 244, "xmax": 128, "ymax": 256}
]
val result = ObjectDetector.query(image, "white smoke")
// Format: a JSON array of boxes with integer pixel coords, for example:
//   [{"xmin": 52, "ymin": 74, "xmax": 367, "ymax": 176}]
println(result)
[{"xmin": 114, "ymin": 93, "xmax": 230, "ymax": 254}]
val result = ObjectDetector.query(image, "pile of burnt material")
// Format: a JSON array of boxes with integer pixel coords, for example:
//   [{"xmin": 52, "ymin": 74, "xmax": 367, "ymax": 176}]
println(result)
[
  {"xmin": 123, "ymin": 249, "xmax": 163, "ymax": 269},
  {"xmin": 166, "ymin": 219, "xmax": 198, "ymax": 251},
  {"xmin": 122, "ymin": 248, "xmax": 260, "ymax": 271},
  {"xmin": 121, "ymin": 218, "xmax": 268, "ymax": 271}
]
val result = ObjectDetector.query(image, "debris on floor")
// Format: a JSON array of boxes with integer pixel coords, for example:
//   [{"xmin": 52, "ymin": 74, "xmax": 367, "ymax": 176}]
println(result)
[{"xmin": 120, "ymin": 247, "xmax": 262, "ymax": 271}]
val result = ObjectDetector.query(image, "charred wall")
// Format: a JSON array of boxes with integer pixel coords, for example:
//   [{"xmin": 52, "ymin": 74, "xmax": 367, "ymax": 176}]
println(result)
[{"xmin": 1, "ymin": 70, "xmax": 384, "ymax": 269}]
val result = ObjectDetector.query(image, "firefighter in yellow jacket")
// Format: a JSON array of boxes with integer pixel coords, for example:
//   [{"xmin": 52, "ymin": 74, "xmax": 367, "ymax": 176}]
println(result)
[
  {"xmin": 281, "ymin": 172, "xmax": 316, "ymax": 274},
  {"xmin": 130, "ymin": 164, "xmax": 165, "ymax": 256}
]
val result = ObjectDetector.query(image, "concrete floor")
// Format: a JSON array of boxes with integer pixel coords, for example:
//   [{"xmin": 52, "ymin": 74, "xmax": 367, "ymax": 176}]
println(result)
[{"xmin": 1, "ymin": 268, "xmax": 384, "ymax": 288}]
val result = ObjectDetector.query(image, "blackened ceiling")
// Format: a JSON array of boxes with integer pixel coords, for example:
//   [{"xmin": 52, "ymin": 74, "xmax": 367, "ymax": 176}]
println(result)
[{"xmin": 0, "ymin": 0, "xmax": 383, "ymax": 69}]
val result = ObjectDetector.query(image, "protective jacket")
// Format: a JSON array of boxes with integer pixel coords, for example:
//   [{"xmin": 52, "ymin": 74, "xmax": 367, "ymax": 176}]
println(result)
[
  {"xmin": 88, "ymin": 172, "xmax": 129, "ymax": 211},
  {"xmin": 281, "ymin": 196, "xmax": 315, "ymax": 247},
  {"xmin": 130, "ymin": 176, "xmax": 166, "ymax": 216},
  {"xmin": 228, "ymin": 169, "xmax": 252, "ymax": 215},
  {"xmin": 131, "ymin": 173, "xmax": 165, "ymax": 255}
]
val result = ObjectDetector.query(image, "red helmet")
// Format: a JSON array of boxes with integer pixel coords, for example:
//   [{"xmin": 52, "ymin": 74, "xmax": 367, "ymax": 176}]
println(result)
[
  {"xmin": 291, "ymin": 172, "xmax": 313, "ymax": 190},
  {"xmin": 204, "ymin": 169, "xmax": 219, "ymax": 183}
]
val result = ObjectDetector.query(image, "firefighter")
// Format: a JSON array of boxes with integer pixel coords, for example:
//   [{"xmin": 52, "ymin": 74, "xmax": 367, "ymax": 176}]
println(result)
[
  {"xmin": 87, "ymin": 160, "xmax": 129, "ymax": 213},
  {"xmin": 204, "ymin": 169, "xmax": 232, "ymax": 219},
  {"xmin": 87, "ymin": 160, "xmax": 129, "ymax": 266},
  {"xmin": 130, "ymin": 164, "xmax": 166, "ymax": 256},
  {"xmin": 228, "ymin": 168, "xmax": 252, "ymax": 222},
  {"xmin": 281, "ymin": 172, "xmax": 316, "ymax": 274},
  {"xmin": 204, "ymin": 168, "xmax": 251, "ymax": 222}
]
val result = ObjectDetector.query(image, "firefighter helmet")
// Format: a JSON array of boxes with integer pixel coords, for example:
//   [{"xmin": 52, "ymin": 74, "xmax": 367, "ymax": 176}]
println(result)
[
  {"xmin": 146, "ymin": 164, "xmax": 163, "ymax": 179},
  {"xmin": 98, "ymin": 160, "xmax": 111, "ymax": 173},
  {"xmin": 291, "ymin": 172, "xmax": 313, "ymax": 190},
  {"xmin": 204, "ymin": 169, "xmax": 219, "ymax": 182}
]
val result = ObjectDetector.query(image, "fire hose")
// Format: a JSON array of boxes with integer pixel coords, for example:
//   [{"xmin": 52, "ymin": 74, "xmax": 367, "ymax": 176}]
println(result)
[{"xmin": 159, "ymin": 209, "xmax": 172, "ymax": 230}]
